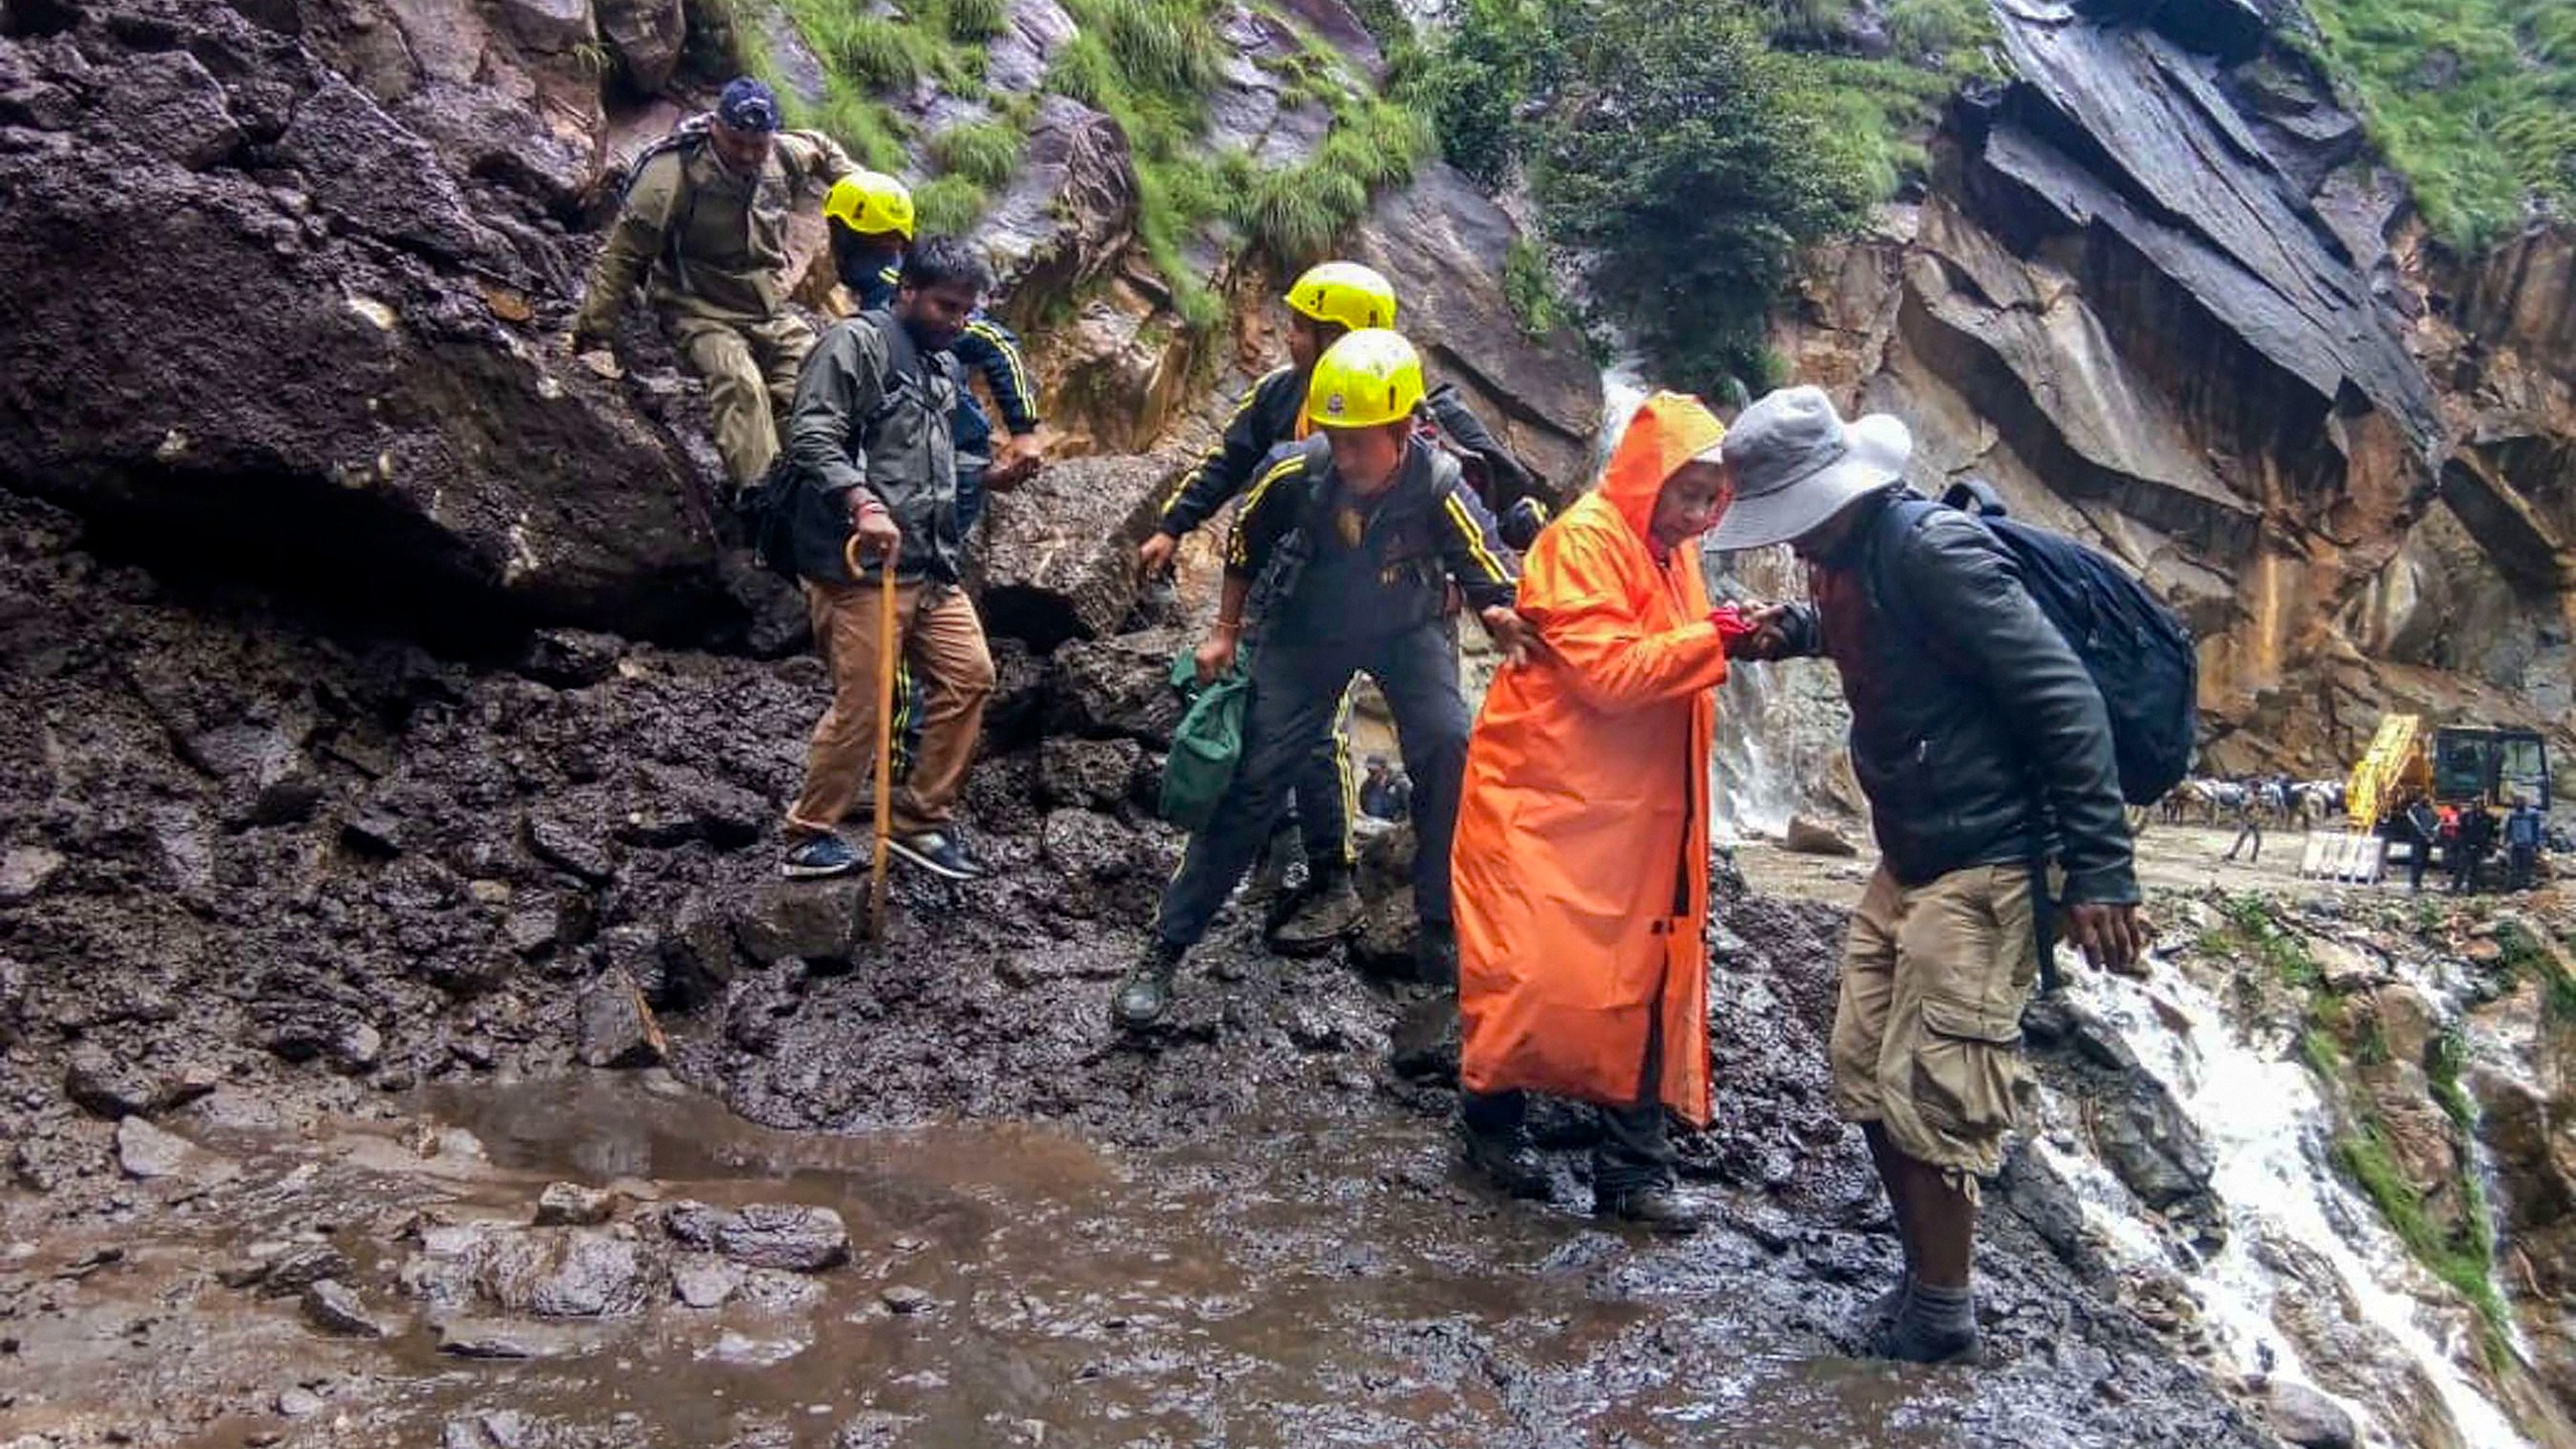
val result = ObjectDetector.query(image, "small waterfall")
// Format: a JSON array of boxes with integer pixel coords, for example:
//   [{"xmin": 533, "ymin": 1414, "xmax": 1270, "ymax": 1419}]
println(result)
[
  {"xmin": 1591, "ymin": 364, "xmax": 1843, "ymax": 841},
  {"xmin": 2053, "ymin": 958, "xmax": 2534, "ymax": 1449}
]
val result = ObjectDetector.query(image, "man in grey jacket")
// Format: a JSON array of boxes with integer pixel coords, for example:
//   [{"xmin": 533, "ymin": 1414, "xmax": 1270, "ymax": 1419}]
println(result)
[
  {"xmin": 1726, "ymin": 387, "xmax": 2144, "ymax": 1367},
  {"xmin": 776, "ymin": 238, "xmax": 997, "ymax": 883}
]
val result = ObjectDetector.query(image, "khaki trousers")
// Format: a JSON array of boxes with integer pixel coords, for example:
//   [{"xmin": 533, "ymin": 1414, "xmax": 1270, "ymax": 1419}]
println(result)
[
  {"xmin": 786, "ymin": 578, "xmax": 994, "ymax": 838},
  {"xmin": 1829, "ymin": 863, "xmax": 2045, "ymax": 1197},
  {"xmin": 668, "ymin": 312, "xmax": 815, "ymax": 487}
]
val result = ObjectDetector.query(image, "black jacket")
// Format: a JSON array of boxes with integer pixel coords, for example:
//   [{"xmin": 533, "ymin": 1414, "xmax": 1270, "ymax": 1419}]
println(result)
[
  {"xmin": 784, "ymin": 310, "xmax": 963, "ymax": 585},
  {"xmin": 1158, "ymin": 368, "xmax": 1545, "ymax": 540},
  {"xmin": 1227, "ymin": 436, "xmax": 1516, "ymax": 645},
  {"xmin": 1776, "ymin": 489, "xmax": 2137, "ymax": 904}
]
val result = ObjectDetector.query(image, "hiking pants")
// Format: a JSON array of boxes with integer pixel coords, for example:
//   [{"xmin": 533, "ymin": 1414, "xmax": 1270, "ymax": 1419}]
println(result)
[
  {"xmin": 669, "ymin": 312, "xmax": 815, "ymax": 488},
  {"xmin": 1461, "ymin": 1011, "xmax": 1675, "ymax": 1195},
  {"xmin": 2226, "ymin": 821, "xmax": 2261, "ymax": 863},
  {"xmin": 2510, "ymin": 844, "xmax": 2537, "ymax": 892},
  {"xmin": 788, "ymin": 579, "xmax": 993, "ymax": 839},
  {"xmin": 1155, "ymin": 622, "xmax": 1464, "ymax": 950}
]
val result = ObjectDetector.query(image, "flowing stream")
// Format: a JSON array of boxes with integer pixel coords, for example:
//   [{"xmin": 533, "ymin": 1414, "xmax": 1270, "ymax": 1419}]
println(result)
[{"xmin": 2047, "ymin": 952, "xmax": 2534, "ymax": 1449}]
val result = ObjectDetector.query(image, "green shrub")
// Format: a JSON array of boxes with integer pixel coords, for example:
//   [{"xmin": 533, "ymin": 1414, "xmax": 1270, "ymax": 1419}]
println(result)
[
  {"xmin": 1067, "ymin": 0, "xmax": 1225, "ymax": 95},
  {"xmin": 1240, "ymin": 161, "xmax": 1368, "ymax": 267},
  {"xmin": 942, "ymin": 0, "xmax": 1009, "ymax": 41},
  {"xmin": 930, "ymin": 118, "xmax": 1025, "ymax": 188},
  {"xmin": 799, "ymin": 81, "xmax": 909, "ymax": 173},
  {"xmin": 1502, "ymin": 236, "xmax": 1569, "ymax": 340},
  {"xmin": 913, "ymin": 173, "xmax": 989, "ymax": 234}
]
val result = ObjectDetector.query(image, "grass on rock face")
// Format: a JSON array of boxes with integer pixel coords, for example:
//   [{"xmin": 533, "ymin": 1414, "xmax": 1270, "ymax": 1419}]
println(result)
[{"xmin": 2302, "ymin": 0, "xmax": 2575, "ymax": 250}]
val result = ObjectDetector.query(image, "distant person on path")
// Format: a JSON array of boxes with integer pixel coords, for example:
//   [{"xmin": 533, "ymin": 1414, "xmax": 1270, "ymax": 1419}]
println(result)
[
  {"xmin": 1451, "ymin": 391, "xmax": 1740, "ymax": 1234},
  {"xmin": 2224, "ymin": 785, "xmax": 2263, "ymax": 865},
  {"xmin": 1727, "ymin": 386, "xmax": 2143, "ymax": 1367},
  {"xmin": 571, "ymin": 78, "xmax": 856, "ymax": 493},
  {"xmin": 1358, "ymin": 758, "xmax": 1411, "ymax": 822},
  {"xmin": 2452, "ymin": 806, "xmax": 2493, "ymax": 896},
  {"xmin": 774, "ymin": 240, "xmax": 997, "ymax": 883},
  {"xmin": 1110, "ymin": 331, "xmax": 1526, "ymax": 1031},
  {"xmin": 2504, "ymin": 798, "xmax": 2544, "ymax": 892},
  {"xmin": 2404, "ymin": 796, "xmax": 2441, "ymax": 894}
]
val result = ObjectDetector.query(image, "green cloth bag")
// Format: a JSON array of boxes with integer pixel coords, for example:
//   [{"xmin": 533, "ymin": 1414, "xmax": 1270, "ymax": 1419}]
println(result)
[{"xmin": 1160, "ymin": 651, "xmax": 1249, "ymax": 831}]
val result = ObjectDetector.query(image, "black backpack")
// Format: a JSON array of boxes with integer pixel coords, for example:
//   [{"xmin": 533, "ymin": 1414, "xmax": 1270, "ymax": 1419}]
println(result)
[
  {"xmin": 1874, "ymin": 481, "xmax": 2197, "ymax": 806},
  {"xmin": 612, "ymin": 115, "xmax": 711, "ymax": 206}
]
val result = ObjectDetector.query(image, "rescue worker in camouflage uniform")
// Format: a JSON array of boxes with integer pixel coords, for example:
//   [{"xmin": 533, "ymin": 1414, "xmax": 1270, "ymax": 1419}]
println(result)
[{"xmin": 570, "ymin": 78, "xmax": 856, "ymax": 492}]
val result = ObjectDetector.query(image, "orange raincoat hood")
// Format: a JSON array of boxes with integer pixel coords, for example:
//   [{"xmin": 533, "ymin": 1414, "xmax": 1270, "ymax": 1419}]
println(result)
[{"xmin": 1451, "ymin": 391, "xmax": 1734, "ymax": 1124}]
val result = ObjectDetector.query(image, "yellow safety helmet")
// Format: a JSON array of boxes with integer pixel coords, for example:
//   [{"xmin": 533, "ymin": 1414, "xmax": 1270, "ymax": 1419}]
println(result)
[
  {"xmin": 1307, "ymin": 329, "xmax": 1425, "ymax": 430},
  {"xmin": 1284, "ymin": 261, "xmax": 1399, "ymax": 333},
  {"xmin": 822, "ymin": 169, "xmax": 916, "ymax": 240}
]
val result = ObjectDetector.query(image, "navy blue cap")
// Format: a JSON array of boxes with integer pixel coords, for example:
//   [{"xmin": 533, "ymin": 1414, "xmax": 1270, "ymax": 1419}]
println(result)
[{"xmin": 716, "ymin": 77, "xmax": 782, "ymax": 134}]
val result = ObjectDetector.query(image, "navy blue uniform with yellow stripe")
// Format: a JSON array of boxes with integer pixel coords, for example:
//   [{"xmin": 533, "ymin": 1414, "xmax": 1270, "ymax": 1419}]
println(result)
[{"xmin": 1153, "ymin": 435, "xmax": 1516, "ymax": 951}]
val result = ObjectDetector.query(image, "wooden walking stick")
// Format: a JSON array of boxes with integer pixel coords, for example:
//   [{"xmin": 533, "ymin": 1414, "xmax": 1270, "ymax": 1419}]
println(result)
[{"xmin": 849, "ymin": 535, "xmax": 899, "ymax": 945}]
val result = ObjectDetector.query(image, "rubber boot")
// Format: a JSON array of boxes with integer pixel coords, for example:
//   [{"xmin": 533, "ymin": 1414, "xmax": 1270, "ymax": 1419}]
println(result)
[
  {"xmin": 1593, "ymin": 1184, "xmax": 1702, "ymax": 1236},
  {"xmin": 1415, "ymin": 919, "xmax": 1459, "ymax": 987},
  {"xmin": 1112, "ymin": 939, "xmax": 1185, "ymax": 1031},
  {"xmin": 1271, "ymin": 864, "xmax": 1364, "ymax": 954},
  {"xmin": 1461, "ymin": 1123, "xmax": 1552, "ymax": 1201}
]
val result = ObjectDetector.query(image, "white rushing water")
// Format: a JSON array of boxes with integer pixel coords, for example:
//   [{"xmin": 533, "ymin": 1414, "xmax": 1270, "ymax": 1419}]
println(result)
[{"xmin": 2056, "ymin": 952, "xmax": 2533, "ymax": 1449}]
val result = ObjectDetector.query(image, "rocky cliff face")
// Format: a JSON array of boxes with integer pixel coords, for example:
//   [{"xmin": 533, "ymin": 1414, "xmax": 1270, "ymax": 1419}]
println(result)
[{"xmin": 1773, "ymin": 0, "xmax": 2576, "ymax": 780}]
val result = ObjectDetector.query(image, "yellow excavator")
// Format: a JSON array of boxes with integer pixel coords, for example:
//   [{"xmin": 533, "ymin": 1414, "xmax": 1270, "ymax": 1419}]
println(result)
[
  {"xmin": 2346, "ymin": 715, "xmax": 2552, "ymax": 830},
  {"xmin": 2310, "ymin": 716, "xmax": 2552, "ymax": 883}
]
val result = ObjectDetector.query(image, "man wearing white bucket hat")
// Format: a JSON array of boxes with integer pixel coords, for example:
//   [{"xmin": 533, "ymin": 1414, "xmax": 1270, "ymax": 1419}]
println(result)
[{"xmin": 1727, "ymin": 386, "xmax": 2142, "ymax": 1367}]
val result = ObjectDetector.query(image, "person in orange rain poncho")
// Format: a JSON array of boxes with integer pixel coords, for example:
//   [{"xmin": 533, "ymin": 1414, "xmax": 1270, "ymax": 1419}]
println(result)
[{"xmin": 1451, "ymin": 389, "xmax": 1744, "ymax": 1234}]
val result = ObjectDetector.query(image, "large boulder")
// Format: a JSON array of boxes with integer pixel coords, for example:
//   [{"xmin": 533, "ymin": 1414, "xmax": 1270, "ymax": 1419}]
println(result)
[
  {"xmin": 1042, "ymin": 630, "xmax": 1188, "ymax": 746},
  {"xmin": 973, "ymin": 454, "xmax": 1177, "ymax": 649},
  {"xmin": 973, "ymin": 95, "xmax": 1139, "ymax": 313},
  {"xmin": 0, "ymin": 0, "xmax": 721, "ymax": 639},
  {"xmin": 1346, "ymin": 163, "xmax": 1603, "ymax": 494},
  {"xmin": 595, "ymin": 0, "xmax": 686, "ymax": 90}
]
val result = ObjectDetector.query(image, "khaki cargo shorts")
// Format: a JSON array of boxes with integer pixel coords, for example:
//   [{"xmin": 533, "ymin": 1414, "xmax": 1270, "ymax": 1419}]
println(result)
[{"xmin": 1829, "ymin": 863, "xmax": 2044, "ymax": 1197}]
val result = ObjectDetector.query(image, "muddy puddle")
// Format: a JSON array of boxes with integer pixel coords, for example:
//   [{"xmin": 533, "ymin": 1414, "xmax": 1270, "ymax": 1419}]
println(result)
[{"xmin": 3, "ymin": 1073, "xmax": 1976, "ymax": 1448}]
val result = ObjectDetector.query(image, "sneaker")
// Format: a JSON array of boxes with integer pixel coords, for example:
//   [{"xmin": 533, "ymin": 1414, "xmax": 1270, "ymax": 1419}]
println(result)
[
  {"xmin": 1593, "ymin": 1184, "xmax": 1703, "ymax": 1236},
  {"xmin": 1112, "ymin": 940, "xmax": 1185, "ymax": 1031},
  {"xmin": 1270, "ymin": 867, "xmax": 1364, "ymax": 954},
  {"xmin": 781, "ymin": 833, "xmax": 861, "ymax": 879},
  {"xmin": 1461, "ymin": 1126, "xmax": 1552, "ymax": 1201},
  {"xmin": 888, "ymin": 830, "xmax": 986, "ymax": 881}
]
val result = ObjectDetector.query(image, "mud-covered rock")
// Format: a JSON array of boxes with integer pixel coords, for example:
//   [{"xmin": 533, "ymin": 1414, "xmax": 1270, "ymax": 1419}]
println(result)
[
  {"xmin": 117, "ymin": 1115, "xmax": 232, "ymax": 1183},
  {"xmin": 1042, "ymin": 630, "xmax": 1187, "ymax": 746},
  {"xmin": 518, "ymin": 629, "xmax": 626, "ymax": 689},
  {"xmin": 263, "ymin": 1245, "xmax": 358, "ymax": 1298},
  {"xmin": 975, "ymin": 456, "xmax": 1174, "ymax": 649},
  {"xmin": 595, "ymin": 0, "xmax": 685, "ymax": 89},
  {"xmin": 65, "ymin": 1045, "xmax": 159, "ymax": 1120},
  {"xmin": 1037, "ymin": 737, "xmax": 1146, "ymax": 811},
  {"xmin": 671, "ymin": 1254, "xmax": 745, "ymax": 1309},
  {"xmin": 716, "ymin": 1204, "xmax": 850, "ymax": 1273},
  {"xmin": 735, "ymin": 879, "xmax": 863, "ymax": 965},
  {"xmin": 474, "ymin": 1227, "xmax": 663, "ymax": 1317},
  {"xmin": 1783, "ymin": 815, "xmax": 1860, "ymax": 858},
  {"xmin": 437, "ymin": 1317, "xmax": 589, "ymax": 1359},
  {"xmin": 576, "ymin": 970, "xmax": 668, "ymax": 1068},
  {"xmin": 302, "ymin": 1278, "xmax": 390, "ymax": 1338},
  {"xmin": 535, "ymin": 1182, "xmax": 616, "ymax": 1227}
]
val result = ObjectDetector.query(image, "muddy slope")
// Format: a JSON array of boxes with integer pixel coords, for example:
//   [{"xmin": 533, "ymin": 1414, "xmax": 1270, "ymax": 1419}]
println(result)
[{"xmin": 0, "ymin": 493, "xmax": 2263, "ymax": 1445}]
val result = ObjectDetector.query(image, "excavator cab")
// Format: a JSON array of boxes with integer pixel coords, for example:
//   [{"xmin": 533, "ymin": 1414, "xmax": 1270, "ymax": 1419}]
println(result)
[{"xmin": 2430, "ymin": 727, "xmax": 2550, "ymax": 813}]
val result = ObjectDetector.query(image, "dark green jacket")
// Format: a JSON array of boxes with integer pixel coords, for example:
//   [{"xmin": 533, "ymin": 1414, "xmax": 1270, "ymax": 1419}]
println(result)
[{"xmin": 783, "ymin": 311, "xmax": 963, "ymax": 586}]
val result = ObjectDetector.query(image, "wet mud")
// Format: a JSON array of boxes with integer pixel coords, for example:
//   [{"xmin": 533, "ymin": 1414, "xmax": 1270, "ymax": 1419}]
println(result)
[{"xmin": 0, "ymin": 492, "xmax": 2269, "ymax": 1446}]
